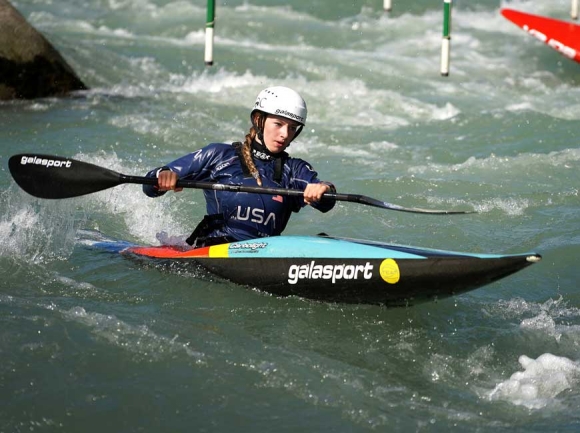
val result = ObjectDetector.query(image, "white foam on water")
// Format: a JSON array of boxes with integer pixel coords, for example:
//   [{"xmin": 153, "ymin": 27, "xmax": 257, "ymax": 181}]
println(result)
[
  {"xmin": 61, "ymin": 306, "xmax": 205, "ymax": 362},
  {"xmin": 482, "ymin": 297, "xmax": 580, "ymax": 409},
  {"xmin": 175, "ymin": 68, "xmax": 264, "ymax": 96},
  {"xmin": 70, "ymin": 152, "xmax": 192, "ymax": 245},
  {"xmin": 0, "ymin": 206, "xmax": 42, "ymax": 258},
  {"xmin": 409, "ymin": 148, "xmax": 580, "ymax": 177},
  {"xmin": 487, "ymin": 353, "xmax": 580, "ymax": 409},
  {"xmin": 0, "ymin": 189, "xmax": 85, "ymax": 263},
  {"xmin": 472, "ymin": 197, "xmax": 530, "ymax": 216}
]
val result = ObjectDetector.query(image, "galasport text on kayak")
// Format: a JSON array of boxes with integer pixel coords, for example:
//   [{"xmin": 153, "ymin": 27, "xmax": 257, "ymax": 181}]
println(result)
[{"xmin": 288, "ymin": 261, "xmax": 374, "ymax": 285}]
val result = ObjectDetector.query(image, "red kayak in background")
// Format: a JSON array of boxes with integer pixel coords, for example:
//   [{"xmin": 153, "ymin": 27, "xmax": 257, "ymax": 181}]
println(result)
[{"xmin": 501, "ymin": 8, "xmax": 580, "ymax": 64}]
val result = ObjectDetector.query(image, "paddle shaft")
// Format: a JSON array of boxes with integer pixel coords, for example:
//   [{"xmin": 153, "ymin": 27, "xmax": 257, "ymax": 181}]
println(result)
[
  {"xmin": 123, "ymin": 174, "xmax": 352, "ymax": 200},
  {"xmin": 9, "ymin": 154, "xmax": 473, "ymax": 215},
  {"xmin": 129, "ymin": 175, "xmax": 395, "ymax": 209}
]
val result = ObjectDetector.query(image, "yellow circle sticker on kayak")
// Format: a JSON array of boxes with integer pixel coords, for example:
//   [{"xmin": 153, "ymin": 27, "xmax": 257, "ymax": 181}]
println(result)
[{"xmin": 380, "ymin": 259, "xmax": 400, "ymax": 284}]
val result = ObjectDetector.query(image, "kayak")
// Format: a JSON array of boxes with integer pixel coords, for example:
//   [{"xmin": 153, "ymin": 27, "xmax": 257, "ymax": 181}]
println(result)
[
  {"xmin": 501, "ymin": 8, "xmax": 580, "ymax": 64},
  {"xmin": 10, "ymin": 154, "xmax": 540, "ymax": 306},
  {"xmin": 85, "ymin": 232, "xmax": 542, "ymax": 307},
  {"xmin": 13, "ymin": 153, "xmax": 532, "ymax": 306}
]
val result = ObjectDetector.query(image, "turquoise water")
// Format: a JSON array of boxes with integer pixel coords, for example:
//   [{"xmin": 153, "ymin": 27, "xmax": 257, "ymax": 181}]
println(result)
[{"xmin": 2, "ymin": 0, "xmax": 580, "ymax": 431}]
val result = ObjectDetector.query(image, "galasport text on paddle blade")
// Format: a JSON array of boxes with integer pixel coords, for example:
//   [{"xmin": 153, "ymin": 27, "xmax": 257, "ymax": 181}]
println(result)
[{"xmin": 9, "ymin": 154, "xmax": 123, "ymax": 199}]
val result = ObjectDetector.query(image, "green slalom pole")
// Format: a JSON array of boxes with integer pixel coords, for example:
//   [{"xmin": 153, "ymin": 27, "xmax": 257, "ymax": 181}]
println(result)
[
  {"xmin": 572, "ymin": 0, "xmax": 579, "ymax": 20},
  {"xmin": 440, "ymin": 0, "xmax": 452, "ymax": 76},
  {"xmin": 384, "ymin": 0, "xmax": 392, "ymax": 12},
  {"xmin": 204, "ymin": 0, "xmax": 215, "ymax": 66}
]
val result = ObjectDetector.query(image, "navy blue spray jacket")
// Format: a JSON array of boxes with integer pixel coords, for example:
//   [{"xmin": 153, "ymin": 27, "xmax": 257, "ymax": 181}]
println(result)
[{"xmin": 143, "ymin": 142, "xmax": 335, "ymax": 241}]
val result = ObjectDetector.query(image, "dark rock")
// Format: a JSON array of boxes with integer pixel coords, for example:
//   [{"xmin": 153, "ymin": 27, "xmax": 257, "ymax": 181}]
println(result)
[{"xmin": 0, "ymin": 0, "xmax": 87, "ymax": 100}]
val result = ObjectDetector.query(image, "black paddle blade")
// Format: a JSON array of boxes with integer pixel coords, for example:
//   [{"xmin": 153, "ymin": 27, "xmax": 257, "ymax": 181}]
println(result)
[{"xmin": 9, "ymin": 154, "xmax": 123, "ymax": 199}]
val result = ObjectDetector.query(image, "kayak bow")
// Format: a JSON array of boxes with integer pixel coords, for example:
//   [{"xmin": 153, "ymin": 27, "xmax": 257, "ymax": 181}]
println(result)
[{"xmin": 501, "ymin": 8, "xmax": 580, "ymax": 63}]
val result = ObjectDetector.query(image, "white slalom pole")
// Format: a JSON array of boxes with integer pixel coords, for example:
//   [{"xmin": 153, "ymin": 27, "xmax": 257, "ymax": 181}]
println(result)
[
  {"xmin": 384, "ymin": 0, "xmax": 392, "ymax": 12},
  {"xmin": 204, "ymin": 0, "xmax": 215, "ymax": 66},
  {"xmin": 440, "ymin": 0, "xmax": 452, "ymax": 76},
  {"xmin": 572, "ymin": 0, "xmax": 579, "ymax": 20}
]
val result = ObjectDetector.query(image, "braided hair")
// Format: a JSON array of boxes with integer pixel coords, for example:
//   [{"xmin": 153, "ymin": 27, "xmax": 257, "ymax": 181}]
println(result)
[{"xmin": 239, "ymin": 111, "xmax": 266, "ymax": 186}]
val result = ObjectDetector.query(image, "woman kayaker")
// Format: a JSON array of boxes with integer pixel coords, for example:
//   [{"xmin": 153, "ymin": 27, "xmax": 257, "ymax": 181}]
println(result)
[{"xmin": 143, "ymin": 86, "xmax": 336, "ymax": 248}]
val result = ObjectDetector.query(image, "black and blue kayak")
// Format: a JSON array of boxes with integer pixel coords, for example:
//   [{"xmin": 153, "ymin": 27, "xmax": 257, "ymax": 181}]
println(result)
[
  {"xmin": 86, "ymin": 233, "xmax": 541, "ymax": 307},
  {"xmin": 9, "ymin": 153, "xmax": 542, "ymax": 306}
]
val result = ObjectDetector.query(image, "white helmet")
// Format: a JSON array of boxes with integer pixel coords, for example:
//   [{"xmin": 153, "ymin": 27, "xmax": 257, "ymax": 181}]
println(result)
[{"xmin": 251, "ymin": 86, "xmax": 307, "ymax": 126}]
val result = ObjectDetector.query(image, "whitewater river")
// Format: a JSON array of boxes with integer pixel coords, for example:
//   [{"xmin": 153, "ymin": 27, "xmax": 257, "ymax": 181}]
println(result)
[{"xmin": 1, "ymin": 0, "xmax": 580, "ymax": 431}]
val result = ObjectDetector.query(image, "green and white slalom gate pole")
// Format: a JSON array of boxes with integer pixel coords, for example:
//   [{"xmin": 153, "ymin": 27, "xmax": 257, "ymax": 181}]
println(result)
[
  {"xmin": 204, "ymin": 0, "xmax": 215, "ymax": 66},
  {"xmin": 572, "ymin": 0, "xmax": 579, "ymax": 20},
  {"xmin": 384, "ymin": 0, "xmax": 392, "ymax": 12},
  {"xmin": 440, "ymin": 0, "xmax": 452, "ymax": 76}
]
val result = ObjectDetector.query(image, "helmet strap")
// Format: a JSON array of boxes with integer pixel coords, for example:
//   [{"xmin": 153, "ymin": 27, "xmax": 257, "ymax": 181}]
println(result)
[{"xmin": 293, "ymin": 125, "xmax": 303, "ymax": 141}]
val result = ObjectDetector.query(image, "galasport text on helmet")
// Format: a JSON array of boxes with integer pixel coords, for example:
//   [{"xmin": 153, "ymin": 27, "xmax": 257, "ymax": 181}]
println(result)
[{"xmin": 252, "ymin": 86, "xmax": 307, "ymax": 126}]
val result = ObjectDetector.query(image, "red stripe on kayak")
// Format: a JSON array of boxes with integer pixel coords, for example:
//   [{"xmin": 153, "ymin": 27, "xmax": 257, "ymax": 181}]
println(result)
[{"xmin": 126, "ymin": 245, "xmax": 211, "ymax": 258}]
